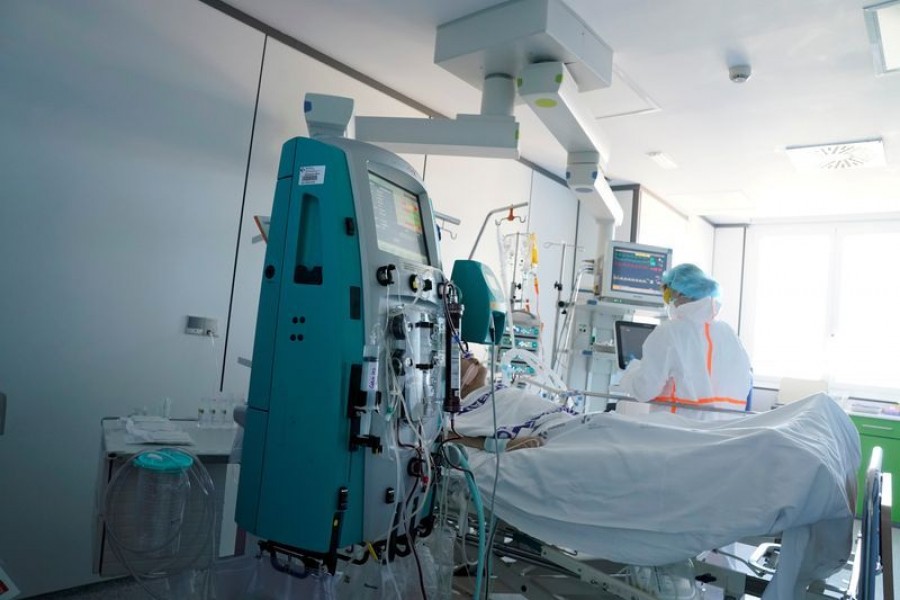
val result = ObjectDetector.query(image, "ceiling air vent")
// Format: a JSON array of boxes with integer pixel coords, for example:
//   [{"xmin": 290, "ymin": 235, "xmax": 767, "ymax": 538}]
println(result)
[{"xmin": 785, "ymin": 138, "xmax": 886, "ymax": 171}]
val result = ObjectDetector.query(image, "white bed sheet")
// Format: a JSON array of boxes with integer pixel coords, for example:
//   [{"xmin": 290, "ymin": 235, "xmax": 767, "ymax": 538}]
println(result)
[{"xmin": 462, "ymin": 392, "xmax": 861, "ymax": 600}]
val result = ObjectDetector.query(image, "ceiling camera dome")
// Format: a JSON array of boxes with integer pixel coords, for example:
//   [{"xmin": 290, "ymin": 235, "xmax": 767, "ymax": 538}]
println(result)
[{"xmin": 729, "ymin": 64, "xmax": 752, "ymax": 83}]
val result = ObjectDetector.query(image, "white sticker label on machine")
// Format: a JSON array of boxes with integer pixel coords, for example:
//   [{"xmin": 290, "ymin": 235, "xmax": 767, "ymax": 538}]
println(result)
[
  {"xmin": 298, "ymin": 166, "xmax": 326, "ymax": 185},
  {"xmin": 363, "ymin": 359, "xmax": 379, "ymax": 391}
]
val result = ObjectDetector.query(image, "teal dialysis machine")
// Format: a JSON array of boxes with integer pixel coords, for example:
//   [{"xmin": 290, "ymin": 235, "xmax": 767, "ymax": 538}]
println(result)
[{"xmin": 236, "ymin": 134, "xmax": 460, "ymax": 570}]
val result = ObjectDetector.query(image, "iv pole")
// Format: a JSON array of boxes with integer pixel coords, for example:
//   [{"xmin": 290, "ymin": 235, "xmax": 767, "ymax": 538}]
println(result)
[
  {"xmin": 544, "ymin": 241, "xmax": 581, "ymax": 370},
  {"xmin": 468, "ymin": 203, "xmax": 528, "ymax": 259}
]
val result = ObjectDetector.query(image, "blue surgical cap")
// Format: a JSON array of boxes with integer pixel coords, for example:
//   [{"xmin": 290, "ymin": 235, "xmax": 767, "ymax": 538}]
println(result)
[{"xmin": 661, "ymin": 263, "xmax": 720, "ymax": 300}]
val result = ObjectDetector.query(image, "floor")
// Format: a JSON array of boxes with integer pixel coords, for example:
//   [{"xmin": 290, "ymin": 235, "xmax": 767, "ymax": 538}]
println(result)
[
  {"xmin": 28, "ymin": 525, "xmax": 900, "ymax": 599},
  {"xmin": 29, "ymin": 578, "xmax": 150, "ymax": 600}
]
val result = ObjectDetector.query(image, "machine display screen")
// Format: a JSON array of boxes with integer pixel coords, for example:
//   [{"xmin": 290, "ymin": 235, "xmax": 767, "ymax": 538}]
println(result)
[
  {"xmin": 608, "ymin": 246, "xmax": 668, "ymax": 298},
  {"xmin": 615, "ymin": 321, "xmax": 656, "ymax": 370},
  {"xmin": 369, "ymin": 172, "xmax": 429, "ymax": 265}
]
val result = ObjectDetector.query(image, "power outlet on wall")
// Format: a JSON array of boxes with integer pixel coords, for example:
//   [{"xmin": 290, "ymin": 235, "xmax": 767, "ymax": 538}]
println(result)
[{"xmin": 185, "ymin": 315, "xmax": 218, "ymax": 337}]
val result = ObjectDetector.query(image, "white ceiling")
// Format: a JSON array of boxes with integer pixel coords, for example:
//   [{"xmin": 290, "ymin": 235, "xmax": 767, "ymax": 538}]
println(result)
[{"xmin": 225, "ymin": 0, "xmax": 900, "ymax": 224}]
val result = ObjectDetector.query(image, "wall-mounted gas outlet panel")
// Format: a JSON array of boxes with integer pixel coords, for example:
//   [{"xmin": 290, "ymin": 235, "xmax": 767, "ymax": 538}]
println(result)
[{"xmin": 185, "ymin": 315, "xmax": 218, "ymax": 337}]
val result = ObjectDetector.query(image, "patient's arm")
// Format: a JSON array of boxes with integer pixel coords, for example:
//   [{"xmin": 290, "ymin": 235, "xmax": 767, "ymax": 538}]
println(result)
[
  {"xmin": 453, "ymin": 436, "xmax": 544, "ymax": 452},
  {"xmin": 507, "ymin": 437, "xmax": 544, "ymax": 451}
]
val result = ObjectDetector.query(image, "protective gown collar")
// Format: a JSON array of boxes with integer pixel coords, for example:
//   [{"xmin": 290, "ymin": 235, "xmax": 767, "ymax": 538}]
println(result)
[{"xmin": 670, "ymin": 296, "xmax": 721, "ymax": 322}]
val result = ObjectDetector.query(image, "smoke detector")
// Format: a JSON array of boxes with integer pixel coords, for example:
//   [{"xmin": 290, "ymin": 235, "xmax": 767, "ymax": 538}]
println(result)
[
  {"xmin": 785, "ymin": 138, "xmax": 887, "ymax": 171},
  {"xmin": 729, "ymin": 64, "xmax": 752, "ymax": 83}
]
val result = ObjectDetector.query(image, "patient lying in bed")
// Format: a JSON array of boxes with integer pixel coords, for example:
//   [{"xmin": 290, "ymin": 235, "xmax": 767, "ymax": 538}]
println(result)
[
  {"xmin": 450, "ymin": 357, "xmax": 570, "ymax": 452},
  {"xmin": 454, "ymin": 356, "xmax": 738, "ymax": 448},
  {"xmin": 450, "ymin": 358, "xmax": 861, "ymax": 600}
]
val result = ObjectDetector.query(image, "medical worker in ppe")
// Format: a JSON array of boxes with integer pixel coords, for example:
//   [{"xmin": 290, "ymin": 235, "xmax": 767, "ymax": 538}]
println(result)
[{"xmin": 617, "ymin": 263, "xmax": 752, "ymax": 418}]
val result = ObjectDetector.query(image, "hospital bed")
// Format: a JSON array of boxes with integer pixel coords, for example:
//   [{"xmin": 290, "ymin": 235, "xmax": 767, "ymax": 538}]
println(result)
[
  {"xmin": 442, "ymin": 392, "xmax": 886, "ymax": 600},
  {"xmin": 452, "ymin": 499, "xmax": 892, "ymax": 600}
]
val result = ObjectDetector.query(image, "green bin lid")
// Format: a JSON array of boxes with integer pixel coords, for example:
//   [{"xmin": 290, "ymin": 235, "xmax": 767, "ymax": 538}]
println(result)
[{"xmin": 134, "ymin": 449, "xmax": 193, "ymax": 473}]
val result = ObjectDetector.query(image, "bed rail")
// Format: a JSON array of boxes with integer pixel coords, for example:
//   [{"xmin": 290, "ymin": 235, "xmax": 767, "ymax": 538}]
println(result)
[{"xmin": 847, "ymin": 446, "xmax": 893, "ymax": 600}]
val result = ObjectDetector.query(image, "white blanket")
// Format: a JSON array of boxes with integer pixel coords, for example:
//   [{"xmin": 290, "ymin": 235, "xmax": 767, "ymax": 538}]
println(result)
[{"xmin": 461, "ymin": 390, "xmax": 860, "ymax": 600}]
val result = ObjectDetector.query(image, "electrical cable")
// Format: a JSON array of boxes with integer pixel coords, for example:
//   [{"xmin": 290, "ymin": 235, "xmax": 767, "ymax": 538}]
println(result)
[
  {"xmin": 398, "ymin": 368, "xmax": 444, "ymax": 599},
  {"xmin": 382, "ymin": 421, "xmax": 403, "ymax": 600},
  {"xmin": 484, "ymin": 332, "xmax": 502, "ymax": 600},
  {"xmin": 208, "ymin": 332, "xmax": 221, "ymax": 396},
  {"xmin": 444, "ymin": 443, "xmax": 486, "ymax": 600},
  {"xmin": 410, "ymin": 536, "xmax": 428, "ymax": 600},
  {"xmin": 483, "ymin": 514, "xmax": 501, "ymax": 600},
  {"xmin": 387, "ymin": 331, "xmax": 441, "ymax": 597},
  {"xmin": 465, "ymin": 468, "xmax": 486, "ymax": 599},
  {"xmin": 433, "ymin": 447, "xmax": 470, "ymax": 595},
  {"xmin": 378, "ymin": 272, "xmax": 450, "ymax": 597},
  {"xmin": 438, "ymin": 442, "xmax": 481, "ymax": 573},
  {"xmin": 400, "ymin": 477, "xmax": 429, "ymax": 600},
  {"xmin": 376, "ymin": 268, "xmax": 458, "ymax": 598}
]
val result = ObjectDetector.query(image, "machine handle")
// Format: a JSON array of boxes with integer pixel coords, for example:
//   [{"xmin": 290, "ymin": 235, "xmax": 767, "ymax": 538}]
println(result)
[
  {"xmin": 0, "ymin": 391, "xmax": 6, "ymax": 435},
  {"xmin": 860, "ymin": 424, "xmax": 893, "ymax": 432},
  {"xmin": 293, "ymin": 193, "xmax": 323, "ymax": 285}
]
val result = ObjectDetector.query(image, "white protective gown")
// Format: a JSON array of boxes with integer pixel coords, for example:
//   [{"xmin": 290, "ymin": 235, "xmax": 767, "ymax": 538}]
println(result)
[{"xmin": 617, "ymin": 297, "xmax": 752, "ymax": 417}]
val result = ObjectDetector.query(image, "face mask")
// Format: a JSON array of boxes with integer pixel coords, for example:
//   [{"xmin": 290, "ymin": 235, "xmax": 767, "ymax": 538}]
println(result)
[
  {"xmin": 664, "ymin": 302, "xmax": 676, "ymax": 319},
  {"xmin": 663, "ymin": 287, "xmax": 674, "ymax": 305}
]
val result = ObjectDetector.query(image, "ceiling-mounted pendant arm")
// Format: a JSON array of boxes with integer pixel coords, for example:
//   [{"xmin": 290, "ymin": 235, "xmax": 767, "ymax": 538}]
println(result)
[
  {"xmin": 304, "ymin": 93, "xmax": 354, "ymax": 138},
  {"xmin": 518, "ymin": 62, "xmax": 610, "ymax": 167},
  {"xmin": 566, "ymin": 151, "xmax": 622, "ymax": 224},
  {"xmin": 518, "ymin": 62, "xmax": 620, "ymax": 224},
  {"xmin": 355, "ymin": 73, "xmax": 519, "ymax": 158},
  {"xmin": 481, "ymin": 73, "xmax": 516, "ymax": 117},
  {"xmin": 354, "ymin": 114, "xmax": 519, "ymax": 158},
  {"xmin": 357, "ymin": 0, "xmax": 621, "ymax": 225}
]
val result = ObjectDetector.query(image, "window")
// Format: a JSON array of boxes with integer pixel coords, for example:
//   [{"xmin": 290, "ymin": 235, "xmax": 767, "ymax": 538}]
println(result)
[
  {"xmin": 832, "ymin": 230, "xmax": 900, "ymax": 390},
  {"xmin": 746, "ymin": 230, "xmax": 832, "ymax": 380},
  {"xmin": 743, "ymin": 221, "xmax": 900, "ymax": 398}
]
